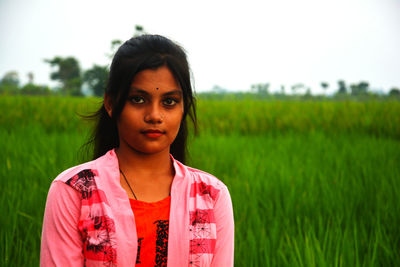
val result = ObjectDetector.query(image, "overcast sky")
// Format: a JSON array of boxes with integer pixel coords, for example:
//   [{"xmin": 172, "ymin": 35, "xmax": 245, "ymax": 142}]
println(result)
[{"xmin": 0, "ymin": 0, "xmax": 399, "ymax": 94}]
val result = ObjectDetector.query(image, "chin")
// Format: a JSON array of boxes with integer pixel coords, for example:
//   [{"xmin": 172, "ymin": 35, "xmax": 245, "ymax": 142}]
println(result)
[{"xmin": 132, "ymin": 144, "xmax": 170, "ymax": 155}]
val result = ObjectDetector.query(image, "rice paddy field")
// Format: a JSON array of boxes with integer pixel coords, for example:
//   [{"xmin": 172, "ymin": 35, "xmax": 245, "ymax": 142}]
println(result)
[{"xmin": 1, "ymin": 96, "xmax": 400, "ymax": 266}]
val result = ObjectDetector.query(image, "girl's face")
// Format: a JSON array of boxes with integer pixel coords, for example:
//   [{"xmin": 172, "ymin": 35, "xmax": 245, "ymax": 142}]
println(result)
[{"xmin": 108, "ymin": 66, "xmax": 184, "ymax": 155}]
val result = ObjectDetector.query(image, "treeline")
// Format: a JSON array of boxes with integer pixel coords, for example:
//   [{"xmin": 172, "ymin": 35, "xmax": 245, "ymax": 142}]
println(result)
[
  {"xmin": 0, "ymin": 25, "xmax": 146, "ymax": 97},
  {"xmin": 206, "ymin": 81, "xmax": 400, "ymax": 100},
  {"xmin": 2, "ymin": 70, "xmax": 399, "ymax": 100},
  {"xmin": 1, "ymin": 24, "xmax": 399, "ymax": 99},
  {"xmin": 0, "ymin": 57, "xmax": 109, "ymax": 97},
  {"xmin": 200, "ymin": 81, "xmax": 400, "ymax": 101}
]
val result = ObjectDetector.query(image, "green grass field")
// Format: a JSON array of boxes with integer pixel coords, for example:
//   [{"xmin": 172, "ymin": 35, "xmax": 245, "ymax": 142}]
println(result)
[{"xmin": 1, "ymin": 96, "xmax": 399, "ymax": 266}]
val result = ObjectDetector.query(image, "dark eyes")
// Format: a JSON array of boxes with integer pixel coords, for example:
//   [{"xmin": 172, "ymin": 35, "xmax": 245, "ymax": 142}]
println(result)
[
  {"xmin": 130, "ymin": 96, "xmax": 145, "ymax": 104},
  {"xmin": 128, "ymin": 96, "xmax": 179, "ymax": 106},
  {"xmin": 162, "ymin": 98, "xmax": 178, "ymax": 106}
]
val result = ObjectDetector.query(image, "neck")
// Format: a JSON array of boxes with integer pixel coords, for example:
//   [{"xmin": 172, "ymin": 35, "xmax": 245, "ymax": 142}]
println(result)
[{"xmin": 116, "ymin": 145, "xmax": 173, "ymax": 181}]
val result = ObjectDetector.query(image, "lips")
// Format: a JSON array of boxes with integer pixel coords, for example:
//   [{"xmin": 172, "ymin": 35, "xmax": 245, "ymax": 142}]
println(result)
[{"xmin": 141, "ymin": 129, "xmax": 165, "ymax": 138}]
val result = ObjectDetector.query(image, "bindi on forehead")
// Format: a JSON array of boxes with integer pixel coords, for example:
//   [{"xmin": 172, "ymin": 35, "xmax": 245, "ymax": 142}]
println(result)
[{"xmin": 130, "ymin": 87, "xmax": 182, "ymax": 96}]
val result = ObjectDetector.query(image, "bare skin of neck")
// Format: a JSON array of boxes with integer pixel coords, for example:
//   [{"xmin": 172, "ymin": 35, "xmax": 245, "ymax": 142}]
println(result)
[{"xmin": 116, "ymin": 144, "xmax": 174, "ymax": 203}]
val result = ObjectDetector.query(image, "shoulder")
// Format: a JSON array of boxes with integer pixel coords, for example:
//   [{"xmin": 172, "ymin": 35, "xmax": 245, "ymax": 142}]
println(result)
[
  {"xmin": 52, "ymin": 150, "xmax": 115, "ymax": 187},
  {"xmin": 186, "ymin": 166, "xmax": 227, "ymax": 190},
  {"xmin": 54, "ymin": 158, "xmax": 99, "ymax": 183},
  {"xmin": 179, "ymin": 162, "xmax": 229, "ymax": 202}
]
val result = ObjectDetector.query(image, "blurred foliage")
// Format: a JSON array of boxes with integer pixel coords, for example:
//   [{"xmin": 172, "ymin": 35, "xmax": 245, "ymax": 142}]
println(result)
[
  {"xmin": 83, "ymin": 65, "xmax": 109, "ymax": 97},
  {"xmin": 389, "ymin": 88, "xmax": 400, "ymax": 97},
  {"xmin": 251, "ymin": 83, "xmax": 270, "ymax": 95},
  {"xmin": 44, "ymin": 56, "xmax": 82, "ymax": 96},
  {"xmin": 1, "ymin": 71, "xmax": 20, "ymax": 87},
  {"xmin": 0, "ymin": 24, "xmax": 150, "ymax": 97},
  {"xmin": 20, "ymin": 84, "xmax": 51, "ymax": 95}
]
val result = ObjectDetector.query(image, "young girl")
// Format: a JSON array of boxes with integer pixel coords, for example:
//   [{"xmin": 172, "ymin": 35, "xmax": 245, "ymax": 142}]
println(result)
[{"xmin": 40, "ymin": 35, "xmax": 234, "ymax": 267}]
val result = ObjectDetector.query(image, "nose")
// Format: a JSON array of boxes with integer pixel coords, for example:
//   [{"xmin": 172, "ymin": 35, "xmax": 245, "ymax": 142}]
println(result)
[{"xmin": 144, "ymin": 103, "xmax": 163, "ymax": 124}]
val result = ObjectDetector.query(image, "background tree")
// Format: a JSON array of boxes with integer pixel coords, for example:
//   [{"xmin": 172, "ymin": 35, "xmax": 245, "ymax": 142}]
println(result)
[
  {"xmin": 0, "ymin": 71, "xmax": 20, "ymax": 94},
  {"xmin": 27, "ymin": 72, "xmax": 34, "ymax": 84},
  {"xmin": 291, "ymin": 83, "xmax": 304, "ymax": 95},
  {"xmin": 280, "ymin": 85, "xmax": 285, "ymax": 95},
  {"xmin": 45, "ymin": 56, "xmax": 82, "ymax": 96},
  {"xmin": 337, "ymin": 80, "xmax": 347, "ymax": 94},
  {"xmin": 107, "ymin": 25, "xmax": 146, "ymax": 59},
  {"xmin": 1, "ymin": 71, "xmax": 20, "ymax": 87},
  {"xmin": 251, "ymin": 83, "xmax": 270, "ymax": 95},
  {"xmin": 389, "ymin": 87, "xmax": 400, "ymax": 98},
  {"xmin": 304, "ymin": 87, "xmax": 312, "ymax": 98},
  {"xmin": 358, "ymin": 81, "xmax": 369, "ymax": 94},
  {"xmin": 350, "ymin": 84, "xmax": 358, "ymax": 96},
  {"xmin": 350, "ymin": 81, "xmax": 369, "ymax": 96},
  {"xmin": 321, "ymin": 82, "xmax": 329, "ymax": 95},
  {"xmin": 107, "ymin": 39, "xmax": 123, "ymax": 59},
  {"xmin": 20, "ymin": 84, "xmax": 51, "ymax": 95},
  {"xmin": 83, "ymin": 65, "xmax": 109, "ymax": 97},
  {"xmin": 133, "ymin": 24, "xmax": 145, "ymax": 37},
  {"xmin": 211, "ymin": 85, "xmax": 227, "ymax": 94}
]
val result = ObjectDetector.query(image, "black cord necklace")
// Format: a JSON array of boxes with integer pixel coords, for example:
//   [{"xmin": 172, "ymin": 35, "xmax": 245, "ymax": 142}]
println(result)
[{"xmin": 119, "ymin": 169, "xmax": 138, "ymax": 200}]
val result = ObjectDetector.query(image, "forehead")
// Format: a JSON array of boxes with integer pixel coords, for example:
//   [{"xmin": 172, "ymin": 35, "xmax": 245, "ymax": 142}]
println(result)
[{"xmin": 131, "ymin": 66, "xmax": 181, "ymax": 91}]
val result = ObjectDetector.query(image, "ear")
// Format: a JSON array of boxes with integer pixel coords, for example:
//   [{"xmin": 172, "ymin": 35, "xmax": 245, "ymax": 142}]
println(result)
[{"xmin": 104, "ymin": 93, "xmax": 113, "ymax": 117}]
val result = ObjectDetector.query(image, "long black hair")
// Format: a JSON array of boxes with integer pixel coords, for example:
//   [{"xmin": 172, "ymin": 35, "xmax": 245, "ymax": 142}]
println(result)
[{"xmin": 86, "ymin": 34, "xmax": 196, "ymax": 163}]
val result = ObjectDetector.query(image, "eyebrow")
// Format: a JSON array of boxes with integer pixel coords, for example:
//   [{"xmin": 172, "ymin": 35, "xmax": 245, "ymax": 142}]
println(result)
[{"xmin": 130, "ymin": 87, "xmax": 183, "ymax": 97}]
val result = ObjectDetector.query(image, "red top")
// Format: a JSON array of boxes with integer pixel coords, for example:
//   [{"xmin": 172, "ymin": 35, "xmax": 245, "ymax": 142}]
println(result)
[{"xmin": 129, "ymin": 196, "xmax": 171, "ymax": 267}]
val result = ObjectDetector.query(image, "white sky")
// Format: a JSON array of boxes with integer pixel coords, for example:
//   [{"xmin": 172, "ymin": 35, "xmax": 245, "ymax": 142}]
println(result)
[{"xmin": 0, "ymin": 0, "xmax": 399, "ymax": 94}]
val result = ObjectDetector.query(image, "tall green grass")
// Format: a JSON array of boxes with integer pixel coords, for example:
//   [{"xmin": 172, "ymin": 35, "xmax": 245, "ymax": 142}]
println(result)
[
  {"xmin": 196, "ymin": 100, "xmax": 400, "ymax": 138},
  {"xmin": 190, "ymin": 133, "xmax": 400, "ymax": 266},
  {"xmin": 1, "ymin": 96, "xmax": 399, "ymax": 266},
  {"xmin": 1, "ymin": 127, "xmax": 86, "ymax": 266}
]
